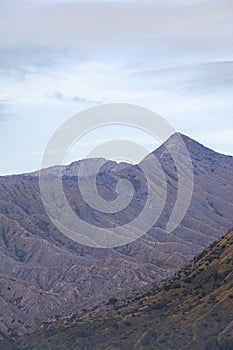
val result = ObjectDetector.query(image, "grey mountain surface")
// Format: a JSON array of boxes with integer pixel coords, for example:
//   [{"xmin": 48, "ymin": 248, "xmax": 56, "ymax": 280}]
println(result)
[{"xmin": 0, "ymin": 133, "xmax": 233, "ymax": 340}]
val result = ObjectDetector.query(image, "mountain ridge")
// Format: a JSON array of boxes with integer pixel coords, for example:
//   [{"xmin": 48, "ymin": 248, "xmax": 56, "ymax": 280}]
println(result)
[
  {"xmin": 2, "ymin": 132, "xmax": 233, "ymax": 178},
  {"xmin": 0, "ymin": 133, "xmax": 232, "ymax": 340}
]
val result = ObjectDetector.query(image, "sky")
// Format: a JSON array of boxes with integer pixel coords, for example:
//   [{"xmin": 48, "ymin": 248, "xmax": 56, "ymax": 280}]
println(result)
[{"xmin": 0, "ymin": 0, "xmax": 233, "ymax": 175}]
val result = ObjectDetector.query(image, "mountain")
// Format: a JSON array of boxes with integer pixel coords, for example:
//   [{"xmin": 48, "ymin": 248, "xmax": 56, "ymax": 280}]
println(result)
[
  {"xmin": 2, "ymin": 228, "xmax": 233, "ymax": 350},
  {"xmin": 0, "ymin": 133, "xmax": 232, "ymax": 340}
]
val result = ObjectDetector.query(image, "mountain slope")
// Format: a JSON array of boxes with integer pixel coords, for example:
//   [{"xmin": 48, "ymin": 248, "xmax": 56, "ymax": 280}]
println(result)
[
  {"xmin": 4, "ymin": 228, "xmax": 233, "ymax": 350},
  {"xmin": 0, "ymin": 133, "xmax": 233, "ymax": 338}
]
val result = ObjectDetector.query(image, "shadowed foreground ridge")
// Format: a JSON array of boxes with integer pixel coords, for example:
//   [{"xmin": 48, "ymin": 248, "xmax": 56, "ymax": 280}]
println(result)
[
  {"xmin": 0, "ymin": 133, "xmax": 232, "ymax": 339},
  {"xmin": 2, "ymin": 228, "xmax": 233, "ymax": 350}
]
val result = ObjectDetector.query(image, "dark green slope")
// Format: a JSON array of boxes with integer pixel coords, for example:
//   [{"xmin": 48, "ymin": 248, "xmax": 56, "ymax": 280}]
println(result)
[{"xmin": 2, "ymin": 229, "xmax": 233, "ymax": 350}]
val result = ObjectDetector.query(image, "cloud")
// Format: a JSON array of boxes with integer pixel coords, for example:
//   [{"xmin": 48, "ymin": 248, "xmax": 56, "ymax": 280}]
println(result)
[
  {"xmin": 0, "ymin": 0, "xmax": 233, "ymax": 74},
  {"xmin": 72, "ymin": 96, "xmax": 88, "ymax": 103},
  {"xmin": 48, "ymin": 90, "xmax": 102, "ymax": 105},
  {"xmin": 0, "ymin": 102, "xmax": 10, "ymax": 121},
  {"xmin": 132, "ymin": 60, "xmax": 233, "ymax": 95},
  {"xmin": 51, "ymin": 91, "xmax": 65, "ymax": 101},
  {"xmin": 0, "ymin": 48, "xmax": 67, "ymax": 79},
  {"xmin": 72, "ymin": 96, "xmax": 102, "ymax": 104},
  {"xmin": 188, "ymin": 61, "xmax": 233, "ymax": 92}
]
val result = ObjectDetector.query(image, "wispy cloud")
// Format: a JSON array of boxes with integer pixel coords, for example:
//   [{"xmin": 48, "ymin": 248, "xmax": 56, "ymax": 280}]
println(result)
[
  {"xmin": 0, "ymin": 104, "xmax": 9, "ymax": 121},
  {"xmin": 132, "ymin": 60, "xmax": 233, "ymax": 95},
  {"xmin": 49, "ymin": 90, "xmax": 102, "ymax": 104},
  {"xmin": 0, "ymin": 0, "xmax": 233, "ymax": 73},
  {"xmin": 51, "ymin": 91, "xmax": 65, "ymax": 101}
]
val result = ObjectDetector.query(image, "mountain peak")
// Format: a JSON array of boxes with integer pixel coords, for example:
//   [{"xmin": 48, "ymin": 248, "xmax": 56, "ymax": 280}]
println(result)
[{"xmin": 148, "ymin": 132, "xmax": 232, "ymax": 164}]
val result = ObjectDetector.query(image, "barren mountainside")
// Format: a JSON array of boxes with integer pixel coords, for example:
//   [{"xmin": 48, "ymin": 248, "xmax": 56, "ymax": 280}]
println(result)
[
  {"xmin": 2, "ymin": 228, "xmax": 233, "ymax": 350},
  {"xmin": 0, "ymin": 133, "xmax": 233, "ymax": 340}
]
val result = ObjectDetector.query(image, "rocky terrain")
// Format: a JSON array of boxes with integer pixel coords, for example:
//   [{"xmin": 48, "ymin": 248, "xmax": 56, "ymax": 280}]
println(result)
[
  {"xmin": 0, "ymin": 133, "xmax": 233, "ymax": 340},
  {"xmin": 2, "ymin": 228, "xmax": 233, "ymax": 350}
]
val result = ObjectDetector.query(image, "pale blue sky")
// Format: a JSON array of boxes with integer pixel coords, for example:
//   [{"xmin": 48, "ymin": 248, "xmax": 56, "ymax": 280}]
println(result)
[{"xmin": 0, "ymin": 0, "xmax": 233, "ymax": 175}]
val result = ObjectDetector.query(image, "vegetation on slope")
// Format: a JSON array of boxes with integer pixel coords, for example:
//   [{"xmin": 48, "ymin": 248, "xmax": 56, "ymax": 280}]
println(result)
[{"xmin": 1, "ymin": 229, "xmax": 233, "ymax": 350}]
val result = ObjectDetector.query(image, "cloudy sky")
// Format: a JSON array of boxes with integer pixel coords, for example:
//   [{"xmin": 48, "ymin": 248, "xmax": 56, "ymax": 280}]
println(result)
[{"xmin": 0, "ymin": 0, "xmax": 233, "ymax": 175}]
